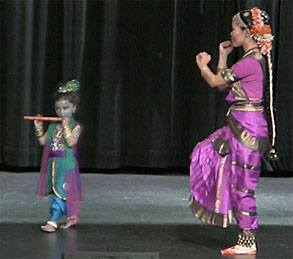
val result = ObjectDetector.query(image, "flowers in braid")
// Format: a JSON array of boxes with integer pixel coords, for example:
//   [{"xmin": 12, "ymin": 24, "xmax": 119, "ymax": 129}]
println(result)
[
  {"xmin": 250, "ymin": 7, "xmax": 274, "ymax": 56},
  {"xmin": 251, "ymin": 8, "xmax": 277, "ymax": 159},
  {"xmin": 237, "ymin": 7, "xmax": 277, "ymax": 159}
]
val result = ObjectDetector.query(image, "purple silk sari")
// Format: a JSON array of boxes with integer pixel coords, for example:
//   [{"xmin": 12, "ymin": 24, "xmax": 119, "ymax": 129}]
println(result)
[{"xmin": 189, "ymin": 53, "xmax": 269, "ymax": 231}]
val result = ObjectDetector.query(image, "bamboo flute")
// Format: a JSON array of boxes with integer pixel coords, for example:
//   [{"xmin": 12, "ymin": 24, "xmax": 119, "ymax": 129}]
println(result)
[{"xmin": 23, "ymin": 116, "xmax": 62, "ymax": 121}]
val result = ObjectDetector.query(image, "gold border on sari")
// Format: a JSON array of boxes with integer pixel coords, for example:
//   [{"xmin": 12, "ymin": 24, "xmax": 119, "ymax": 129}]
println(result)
[
  {"xmin": 189, "ymin": 196, "xmax": 233, "ymax": 228},
  {"xmin": 235, "ymin": 209, "xmax": 257, "ymax": 217},
  {"xmin": 231, "ymin": 184, "xmax": 255, "ymax": 196},
  {"xmin": 231, "ymin": 161, "xmax": 260, "ymax": 171},
  {"xmin": 212, "ymin": 136, "xmax": 229, "ymax": 156},
  {"xmin": 51, "ymin": 158, "xmax": 66, "ymax": 200},
  {"xmin": 227, "ymin": 113, "xmax": 269, "ymax": 152},
  {"xmin": 215, "ymin": 156, "xmax": 227, "ymax": 213}
]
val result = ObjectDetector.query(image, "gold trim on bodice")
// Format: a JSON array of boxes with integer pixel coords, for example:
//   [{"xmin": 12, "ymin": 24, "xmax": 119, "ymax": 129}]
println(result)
[
  {"xmin": 221, "ymin": 52, "xmax": 266, "ymax": 109},
  {"xmin": 221, "ymin": 68, "xmax": 239, "ymax": 85},
  {"xmin": 51, "ymin": 127, "xmax": 64, "ymax": 151},
  {"xmin": 231, "ymin": 81, "xmax": 249, "ymax": 102}
]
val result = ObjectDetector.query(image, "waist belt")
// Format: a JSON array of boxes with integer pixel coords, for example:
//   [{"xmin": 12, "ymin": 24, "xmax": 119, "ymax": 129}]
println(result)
[
  {"xmin": 49, "ymin": 151, "xmax": 64, "ymax": 157},
  {"xmin": 49, "ymin": 150, "xmax": 77, "ymax": 157},
  {"xmin": 229, "ymin": 102, "xmax": 264, "ymax": 112}
]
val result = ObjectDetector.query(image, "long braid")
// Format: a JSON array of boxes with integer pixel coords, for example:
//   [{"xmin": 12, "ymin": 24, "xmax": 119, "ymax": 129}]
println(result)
[
  {"xmin": 267, "ymin": 55, "xmax": 276, "ymax": 147},
  {"xmin": 238, "ymin": 7, "xmax": 278, "ymax": 159},
  {"xmin": 264, "ymin": 55, "xmax": 277, "ymax": 159}
]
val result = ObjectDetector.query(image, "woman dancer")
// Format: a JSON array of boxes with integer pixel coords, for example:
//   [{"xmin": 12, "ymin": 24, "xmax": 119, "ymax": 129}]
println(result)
[{"xmin": 189, "ymin": 7, "xmax": 276, "ymax": 255}]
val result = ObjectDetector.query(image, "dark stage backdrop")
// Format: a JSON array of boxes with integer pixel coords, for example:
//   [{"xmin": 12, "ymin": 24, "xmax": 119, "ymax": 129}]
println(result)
[{"xmin": 1, "ymin": 0, "xmax": 292, "ymax": 172}]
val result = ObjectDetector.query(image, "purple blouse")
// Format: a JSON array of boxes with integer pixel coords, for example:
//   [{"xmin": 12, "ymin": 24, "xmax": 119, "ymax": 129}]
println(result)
[{"xmin": 225, "ymin": 57, "xmax": 268, "ymax": 138}]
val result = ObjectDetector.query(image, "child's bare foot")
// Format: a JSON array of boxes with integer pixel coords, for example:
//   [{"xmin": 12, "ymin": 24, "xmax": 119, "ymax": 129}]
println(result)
[
  {"xmin": 60, "ymin": 217, "xmax": 77, "ymax": 229},
  {"xmin": 41, "ymin": 221, "xmax": 57, "ymax": 232}
]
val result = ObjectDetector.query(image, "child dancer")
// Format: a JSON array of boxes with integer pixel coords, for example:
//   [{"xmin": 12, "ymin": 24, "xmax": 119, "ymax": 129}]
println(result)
[{"xmin": 34, "ymin": 79, "xmax": 82, "ymax": 232}]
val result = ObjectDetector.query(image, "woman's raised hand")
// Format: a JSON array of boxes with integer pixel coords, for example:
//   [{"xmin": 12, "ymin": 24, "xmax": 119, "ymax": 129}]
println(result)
[
  {"xmin": 195, "ymin": 52, "xmax": 211, "ymax": 69},
  {"xmin": 219, "ymin": 41, "xmax": 234, "ymax": 56}
]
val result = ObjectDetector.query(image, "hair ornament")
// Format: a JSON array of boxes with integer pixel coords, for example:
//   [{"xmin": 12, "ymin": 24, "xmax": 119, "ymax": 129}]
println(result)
[
  {"xmin": 249, "ymin": 7, "xmax": 277, "ymax": 160},
  {"xmin": 250, "ymin": 7, "xmax": 274, "ymax": 56},
  {"xmin": 58, "ymin": 79, "xmax": 80, "ymax": 93}
]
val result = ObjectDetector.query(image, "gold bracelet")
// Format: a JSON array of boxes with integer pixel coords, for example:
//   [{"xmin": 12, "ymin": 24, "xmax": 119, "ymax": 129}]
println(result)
[
  {"xmin": 217, "ymin": 67, "xmax": 227, "ymax": 73},
  {"xmin": 64, "ymin": 134, "xmax": 72, "ymax": 139},
  {"xmin": 35, "ymin": 130, "xmax": 44, "ymax": 137},
  {"xmin": 63, "ymin": 127, "xmax": 72, "ymax": 139},
  {"xmin": 35, "ymin": 125, "xmax": 43, "ymax": 131}
]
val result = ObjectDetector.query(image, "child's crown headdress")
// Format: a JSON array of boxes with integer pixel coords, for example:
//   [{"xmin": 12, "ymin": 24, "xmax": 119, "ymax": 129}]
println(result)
[{"xmin": 58, "ymin": 79, "xmax": 80, "ymax": 93}]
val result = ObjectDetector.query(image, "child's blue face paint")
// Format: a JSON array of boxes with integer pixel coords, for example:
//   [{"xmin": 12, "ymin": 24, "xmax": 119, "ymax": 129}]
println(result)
[{"xmin": 54, "ymin": 99, "xmax": 76, "ymax": 118}]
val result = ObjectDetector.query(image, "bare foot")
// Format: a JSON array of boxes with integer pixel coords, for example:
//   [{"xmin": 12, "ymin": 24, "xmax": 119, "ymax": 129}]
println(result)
[
  {"xmin": 41, "ymin": 224, "xmax": 56, "ymax": 232},
  {"xmin": 60, "ymin": 218, "xmax": 77, "ymax": 229}
]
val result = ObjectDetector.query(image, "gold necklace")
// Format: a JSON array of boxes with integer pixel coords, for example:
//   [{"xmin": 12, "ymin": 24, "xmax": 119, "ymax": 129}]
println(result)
[{"xmin": 243, "ymin": 47, "xmax": 259, "ymax": 58}]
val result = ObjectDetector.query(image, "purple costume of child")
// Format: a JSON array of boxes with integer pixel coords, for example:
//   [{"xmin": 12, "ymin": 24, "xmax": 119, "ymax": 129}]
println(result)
[{"xmin": 189, "ymin": 51, "xmax": 269, "ymax": 231}]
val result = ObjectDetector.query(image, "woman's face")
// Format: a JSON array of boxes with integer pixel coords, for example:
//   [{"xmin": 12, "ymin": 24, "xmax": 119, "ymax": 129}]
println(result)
[
  {"xmin": 55, "ymin": 99, "xmax": 76, "ymax": 118},
  {"xmin": 230, "ymin": 20, "xmax": 247, "ymax": 47}
]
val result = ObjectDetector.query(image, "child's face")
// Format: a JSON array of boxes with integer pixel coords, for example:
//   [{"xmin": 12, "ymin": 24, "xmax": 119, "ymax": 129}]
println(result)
[{"xmin": 54, "ymin": 99, "xmax": 76, "ymax": 118}]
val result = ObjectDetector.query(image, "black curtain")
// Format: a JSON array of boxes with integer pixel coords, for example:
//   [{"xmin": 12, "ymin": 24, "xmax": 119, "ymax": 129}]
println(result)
[{"xmin": 1, "ymin": 0, "xmax": 292, "ymax": 172}]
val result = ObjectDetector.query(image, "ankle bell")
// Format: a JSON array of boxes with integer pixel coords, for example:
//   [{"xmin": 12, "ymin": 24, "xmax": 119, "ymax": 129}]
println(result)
[{"xmin": 237, "ymin": 232, "xmax": 256, "ymax": 247}]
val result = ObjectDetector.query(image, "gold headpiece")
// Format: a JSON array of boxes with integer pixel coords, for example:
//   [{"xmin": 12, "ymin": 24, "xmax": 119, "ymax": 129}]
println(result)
[{"xmin": 232, "ymin": 13, "xmax": 248, "ymax": 29}]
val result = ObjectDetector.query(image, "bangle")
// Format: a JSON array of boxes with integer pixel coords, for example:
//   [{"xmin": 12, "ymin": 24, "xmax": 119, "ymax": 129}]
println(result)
[
  {"xmin": 63, "ymin": 127, "xmax": 72, "ymax": 139},
  {"xmin": 217, "ymin": 67, "xmax": 227, "ymax": 73},
  {"xmin": 35, "ymin": 125, "xmax": 44, "ymax": 137},
  {"xmin": 35, "ymin": 129, "xmax": 44, "ymax": 137},
  {"xmin": 35, "ymin": 125, "xmax": 43, "ymax": 131}
]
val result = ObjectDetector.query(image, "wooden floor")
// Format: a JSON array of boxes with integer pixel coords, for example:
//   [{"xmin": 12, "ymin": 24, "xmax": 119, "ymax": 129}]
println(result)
[{"xmin": 0, "ymin": 172, "xmax": 292, "ymax": 259}]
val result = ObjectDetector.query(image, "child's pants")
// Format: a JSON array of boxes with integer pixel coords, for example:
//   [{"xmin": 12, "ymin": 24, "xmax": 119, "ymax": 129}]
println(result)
[{"xmin": 49, "ymin": 194, "xmax": 66, "ymax": 222}]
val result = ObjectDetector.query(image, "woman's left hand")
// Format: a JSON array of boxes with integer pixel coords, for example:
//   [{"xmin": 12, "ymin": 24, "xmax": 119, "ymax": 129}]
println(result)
[
  {"xmin": 219, "ymin": 41, "xmax": 233, "ymax": 56},
  {"xmin": 195, "ymin": 52, "xmax": 211, "ymax": 69}
]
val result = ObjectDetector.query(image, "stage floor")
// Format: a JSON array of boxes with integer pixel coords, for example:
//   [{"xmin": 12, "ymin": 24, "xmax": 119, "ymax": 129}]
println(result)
[{"xmin": 0, "ymin": 172, "xmax": 292, "ymax": 259}]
